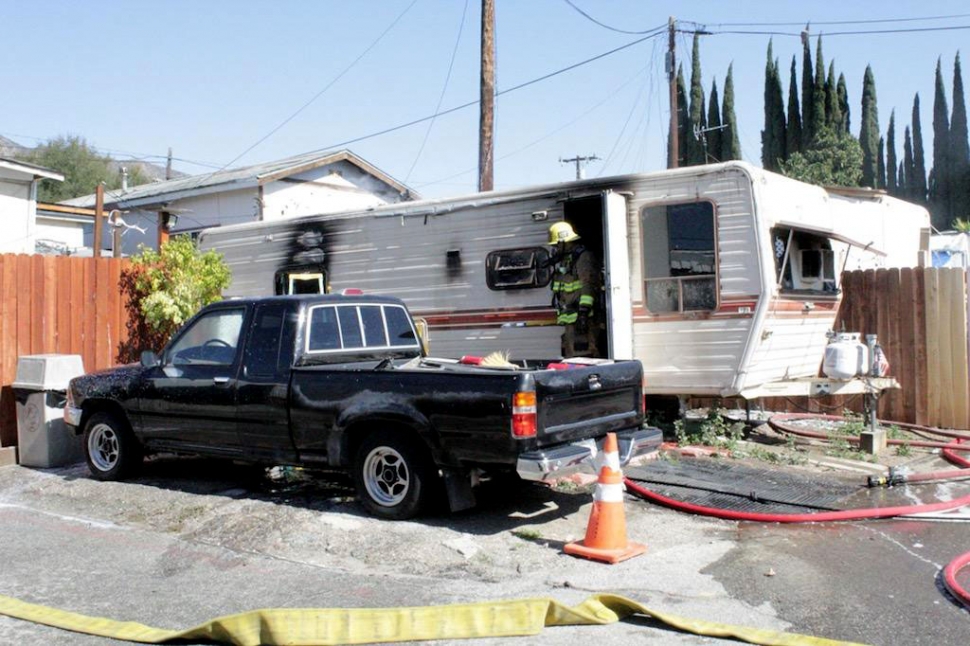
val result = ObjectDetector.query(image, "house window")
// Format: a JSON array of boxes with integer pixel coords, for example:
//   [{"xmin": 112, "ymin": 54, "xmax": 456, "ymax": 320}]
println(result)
[
  {"xmin": 485, "ymin": 247, "xmax": 553, "ymax": 290},
  {"xmin": 772, "ymin": 228, "xmax": 838, "ymax": 294},
  {"xmin": 641, "ymin": 202, "xmax": 717, "ymax": 313}
]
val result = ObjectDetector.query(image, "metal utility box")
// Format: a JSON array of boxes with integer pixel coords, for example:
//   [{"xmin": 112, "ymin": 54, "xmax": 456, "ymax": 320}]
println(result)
[{"xmin": 12, "ymin": 354, "xmax": 86, "ymax": 468}]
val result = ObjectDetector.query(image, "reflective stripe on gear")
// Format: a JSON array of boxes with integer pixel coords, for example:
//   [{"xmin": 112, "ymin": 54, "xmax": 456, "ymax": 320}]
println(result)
[
  {"xmin": 557, "ymin": 312, "xmax": 579, "ymax": 324},
  {"xmin": 0, "ymin": 591, "xmax": 867, "ymax": 646},
  {"xmin": 552, "ymin": 279, "xmax": 584, "ymax": 293},
  {"xmin": 579, "ymin": 294, "xmax": 595, "ymax": 307}
]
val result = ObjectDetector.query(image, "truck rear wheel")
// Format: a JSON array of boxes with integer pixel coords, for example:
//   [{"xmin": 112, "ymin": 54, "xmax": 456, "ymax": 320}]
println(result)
[
  {"xmin": 83, "ymin": 411, "xmax": 143, "ymax": 481},
  {"xmin": 353, "ymin": 430, "xmax": 437, "ymax": 520}
]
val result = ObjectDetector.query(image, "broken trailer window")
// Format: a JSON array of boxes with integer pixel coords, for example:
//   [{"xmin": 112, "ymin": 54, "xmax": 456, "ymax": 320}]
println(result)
[
  {"xmin": 485, "ymin": 247, "xmax": 552, "ymax": 290},
  {"xmin": 771, "ymin": 228, "xmax": 838, "ymax": 295},
  {"xmin": 641, "ymin": 202, "xmax": 717, "ymax": 313}
]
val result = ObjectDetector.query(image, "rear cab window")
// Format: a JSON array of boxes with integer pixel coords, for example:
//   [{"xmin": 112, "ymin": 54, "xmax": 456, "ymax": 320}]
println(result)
[{"xmin": 306, "ymin": 303, "xmax": 420, "ymax": 354}]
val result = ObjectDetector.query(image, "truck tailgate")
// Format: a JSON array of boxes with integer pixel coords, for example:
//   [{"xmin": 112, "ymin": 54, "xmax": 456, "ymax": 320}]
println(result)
[{"xmin": 533, "ymin": 360, "xmax": 643, "ymax": 447}]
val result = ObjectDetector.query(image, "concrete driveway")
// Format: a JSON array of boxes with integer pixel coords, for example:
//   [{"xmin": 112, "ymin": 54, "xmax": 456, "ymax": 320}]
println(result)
[{"xmin": 0, "ymin": 456, "xmax": 967, "ymax": 645}]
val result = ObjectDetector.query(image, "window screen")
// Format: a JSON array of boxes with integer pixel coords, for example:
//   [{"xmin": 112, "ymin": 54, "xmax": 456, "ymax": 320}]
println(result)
[{"xmin": 642, "ymin": 202, "xmax": 717, "ymax": 313}]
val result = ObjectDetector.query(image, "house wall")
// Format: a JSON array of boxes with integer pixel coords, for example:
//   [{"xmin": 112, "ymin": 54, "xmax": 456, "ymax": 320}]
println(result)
[
  {"xmin": 0, "ymin": 169, "xmax": 35, "ymax": 254},
  {"xmin": 260, "ymin": 160, "xmax": 402, "ymax": 221},
  {"xmin": 35, "ymin": 217, "xmax": 87, "ymax": 250}
]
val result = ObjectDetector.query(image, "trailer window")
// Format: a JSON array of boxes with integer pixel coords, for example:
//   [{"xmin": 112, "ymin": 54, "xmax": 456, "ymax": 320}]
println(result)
[
  {"xmin": 772, "ymin": 228, "xmax": 838, "ymax": 294},
  {"xmin": 641, "ymin": 202, "xmax": 717, "ymax": 313},
  {"xmin": 275, "ymin": 269, "xmax": 327, "ymax": 295},
  {"xmin": 485, "ymin": 247, "xmax": 553, "ymax": 290}
]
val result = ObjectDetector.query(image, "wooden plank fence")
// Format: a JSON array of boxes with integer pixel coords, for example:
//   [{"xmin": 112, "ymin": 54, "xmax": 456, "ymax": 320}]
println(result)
[
  {"xmin": 755, "ymin": 267, "xmax": 970, "ymax": 429},
  {"xmin": 0, "ymin": 254, "xmax": 132, "ymax": 448}
]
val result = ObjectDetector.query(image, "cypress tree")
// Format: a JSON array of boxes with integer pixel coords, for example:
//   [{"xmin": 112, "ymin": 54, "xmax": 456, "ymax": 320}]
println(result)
[
  {"xmin": 930, "ymin": 58, "xmax": 952, "ymax": 226},
  {"xmin": 951, "ymin": 52, "xmax": 969, "ymax": 220},
  {"xmin": 837, "ymin": 73, "xmax": 850, "ymax": 134},
  {"xmin": 786, "ymin": 56, "xmax": 802, "ymax": 157},
  {"xmin": 722, "ymin": 64, "xmax": 741, "ymax": 161},
  {"xmin": 903, "ymin": 126, "xmax": 915, "ymax": 201},
  {"xmin": 877, "ymin": 136, "xmax": 886, "ymax": 190},
  {"xmin": 801, "ymin": 32, "xmax": 814, "ymax": 144},
  {"xmin": 859, "ymin": 65, "xmax": 880, "ymax": 188},
  {"xmin": 810, "ymin": 36, "xmax": 827, "ymax": 141},
  {"xmin": 707, "ymin": 79, "xmax": 723, "ymax": 162},
  {"xmin": 762, "ymin": 41, "xmax": 786, "ymax": 171},
  {"xmin": 825, "ymin": 61, "xmax": 837, "ymax": 127},
  {"xmin": 912, "ymin": 94, "xmax": 929, "ymax": 204},
  {"xmin": 886, "ymin": 110, "xmax": 898, "ymax": 195},
  {"xmin": 687, "ymin": 33, "xmax": 707, "ymax": 166},
  {"xmin": 677, "ymin": 64, "xmax": 689, "ymax": 167},
  {"xmin": 898, "ymin": 161, "xmax": 907, "ymax": 200}
]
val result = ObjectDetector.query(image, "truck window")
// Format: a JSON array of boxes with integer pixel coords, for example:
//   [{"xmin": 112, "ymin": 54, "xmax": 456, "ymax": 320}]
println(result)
[
  {"xmin": 308, "ymin": 306, "xmax": 341, "ymax": 351},
  {"xmin": 384, "ymin": 306, "xmax": 418, "ymax": 347},
  {"xmin": 641, "ymin": 201, "xmax": 717, "ymax": 313},
  {"xmin": 169, "ymin": 308, "xmax": 245, "ymax": 366},
  {"xmin": 360, "ymin": 306, "xmax": 388, "ymax": 347},
  {"xmin": 485, "ymin": 247, "xmax": 553, "ymax": 290},
  {"xmin": 306, "ymin": 304, "xmax": 419, "ymax": 353},
  {"xmin": 337, "ymin": 306, "xmax": 364, "ymax": 349},
  {"xmin": 244, "ymin": 303, "xmax": 290, "ymax": 379}
]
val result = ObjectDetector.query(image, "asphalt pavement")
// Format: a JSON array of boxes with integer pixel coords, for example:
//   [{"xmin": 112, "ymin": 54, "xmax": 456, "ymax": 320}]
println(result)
[{"xmin": 0, "ymin": 456, "xmax": 967, "ymax": 645}]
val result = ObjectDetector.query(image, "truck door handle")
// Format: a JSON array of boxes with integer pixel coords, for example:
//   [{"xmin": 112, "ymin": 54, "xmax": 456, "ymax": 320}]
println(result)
[{"xmin": 213, "ymin": 376, "xmax": 231, "ymax": 385}]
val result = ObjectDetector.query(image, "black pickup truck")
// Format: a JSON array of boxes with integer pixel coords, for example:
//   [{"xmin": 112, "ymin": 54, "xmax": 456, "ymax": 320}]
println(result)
[{"xmin": 65, "ymin": 294, "xmax": 659, "ymax": 519}]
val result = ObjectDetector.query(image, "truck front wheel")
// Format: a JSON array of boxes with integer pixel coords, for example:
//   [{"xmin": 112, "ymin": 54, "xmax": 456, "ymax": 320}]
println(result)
[
  {"xmin": 353, "ymin": 430, "xmax": 437, "ymax": 520},
  {"xmin": 83, "ymin": 411, "xmax": 143, "ymax": 481}
]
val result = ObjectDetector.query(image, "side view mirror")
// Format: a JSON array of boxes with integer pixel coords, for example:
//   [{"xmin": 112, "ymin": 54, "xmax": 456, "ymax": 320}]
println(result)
[{"xmin": 140, "ymin": 351, "xmax": 159, "ymax": 368}]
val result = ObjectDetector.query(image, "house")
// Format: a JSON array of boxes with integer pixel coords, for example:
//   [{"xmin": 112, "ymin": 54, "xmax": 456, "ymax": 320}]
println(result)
[
  {"xmin": 63, "ymin": 149, "xmax": 416, "ymax": 255},
  {"xmin": 0, "ymin": 158, "xmax": 64, "ymax": 254}
]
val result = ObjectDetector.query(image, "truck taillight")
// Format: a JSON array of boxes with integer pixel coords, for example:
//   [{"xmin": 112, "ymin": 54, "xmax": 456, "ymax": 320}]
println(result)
[{"xmin": 512, "ymin": 391, "xmax": 537, "ymax": 438}]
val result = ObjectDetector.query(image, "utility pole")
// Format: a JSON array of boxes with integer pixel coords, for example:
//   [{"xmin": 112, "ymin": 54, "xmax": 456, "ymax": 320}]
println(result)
[
  {"xmin": 93, "ymin": 184, "xmax": 104, "ymax": 259},
  {"xmin": 478, "ymin": 0, "xmax": 495, "ymax": 192},
  {"xmin": 667, "ymin": 16, "xmax": 678, "ymax": 169},
  {"xmin": 165, "ymin": 147, "xmax": 173, "ymax": 180},
  {"xmin": 560, "ymin": 155, "xmax": 600, "ymax": 180}
]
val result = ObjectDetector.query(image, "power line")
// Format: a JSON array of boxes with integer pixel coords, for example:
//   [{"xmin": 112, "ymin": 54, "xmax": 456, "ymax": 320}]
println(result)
[
  {"xmin": 206, "ymin": 0, "xmax": 419, "ymax": 178},
  {"xmin": 561, "ymin": 0, "xmax": 666, "ymax": 35},
  {"xmin": 404, "ymin": 0, "xmax": 469, "ymax": 182},
  {"xmin": 303, "ymin": 28, "xmax": 667, "ymax": 159},
  {"xmin": 705, "ymin": 24, "xmax": 970, "ymax": 38},
  {"xmin": 687, "ymin": 13, "xmax": 970, "ymax": 28}
]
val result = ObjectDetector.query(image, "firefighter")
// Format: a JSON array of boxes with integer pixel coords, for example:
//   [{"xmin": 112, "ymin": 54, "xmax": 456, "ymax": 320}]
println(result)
[{"xmin": 548, "ymin": 221, "xmax": 602, "ymax": 358}]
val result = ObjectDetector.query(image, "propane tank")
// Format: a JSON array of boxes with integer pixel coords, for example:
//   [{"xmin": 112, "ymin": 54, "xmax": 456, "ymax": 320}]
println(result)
[{"xmin": 823, "ymin": 332, "xmax": 869, "ymax": 380}]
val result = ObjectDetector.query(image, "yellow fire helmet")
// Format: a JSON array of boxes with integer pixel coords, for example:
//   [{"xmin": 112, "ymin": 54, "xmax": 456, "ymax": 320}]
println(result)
[{"xmin": 548, "ymin": 221, "xmax": 580, "ymax": 244}]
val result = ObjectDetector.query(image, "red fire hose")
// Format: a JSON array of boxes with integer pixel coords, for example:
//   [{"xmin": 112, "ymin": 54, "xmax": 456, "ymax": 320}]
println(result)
[{"xmin": 623, "ymin": 413, "xmax": 970, "ymax": 609}]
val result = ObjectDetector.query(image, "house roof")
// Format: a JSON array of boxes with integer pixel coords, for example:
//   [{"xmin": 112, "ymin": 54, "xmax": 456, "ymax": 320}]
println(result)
[
  {"xmin": 0, "ymin": 157, "xmax": 64, "ymax": 182},
  {"xmin": 62, "ymin": 149, "xmax": 415, "ymax": 210}
]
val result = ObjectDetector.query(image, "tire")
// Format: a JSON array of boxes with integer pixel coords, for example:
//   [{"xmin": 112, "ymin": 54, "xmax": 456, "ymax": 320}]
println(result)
[
  {"xmin": 353, "ymin": 430, "xmax": 438, "ymax": 520},
  {"xmin": 83, "ymin": 411, "xmax": 143, "ymax": 481}
]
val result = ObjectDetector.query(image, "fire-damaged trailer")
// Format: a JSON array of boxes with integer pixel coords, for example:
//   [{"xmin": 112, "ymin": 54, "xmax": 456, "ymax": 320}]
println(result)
[{"xmin": 199, "ymin": 161, "xmax": 929, "ymax": 402}]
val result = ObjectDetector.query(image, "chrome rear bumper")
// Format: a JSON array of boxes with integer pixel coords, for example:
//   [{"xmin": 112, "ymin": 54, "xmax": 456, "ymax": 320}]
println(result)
[{"xmin": 516, "ymin": 427, "xmax": 662, "ymax": 482}]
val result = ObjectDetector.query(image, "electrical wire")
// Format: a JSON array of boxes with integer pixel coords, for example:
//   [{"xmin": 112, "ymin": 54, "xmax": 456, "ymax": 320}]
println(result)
[
  {"xmin": 404, "ymin": 0, "xmax": 469, "ymax": 183},
  {"xmin": 706, "ymin": 24, "xmax": 970, "ymax": 38},
  {"xmin": 561, "ymin": 0, "xmax": 666, "ymax": 36},
  {"xmin": 306, "ymin": 29, "xmax": 666, "ymax": 161},
  {"xmin": 195, "ymin": 0, "xmax": 420, "ymax": 189},
  {"xmin": 685, "ymin": 13, "xmax": 970, "ymax": 28}
]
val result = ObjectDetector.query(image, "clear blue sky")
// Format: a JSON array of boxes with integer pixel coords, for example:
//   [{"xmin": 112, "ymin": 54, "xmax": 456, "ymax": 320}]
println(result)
[{"xmin": 2, "ymin": 1, "xmax": 968, "ymax": 198}]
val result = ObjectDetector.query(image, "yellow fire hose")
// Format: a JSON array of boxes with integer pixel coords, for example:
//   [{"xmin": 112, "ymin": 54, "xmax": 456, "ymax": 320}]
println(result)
[{"xmin": 0, "ymin": 591, "xmax": 865, "ymax": 646}]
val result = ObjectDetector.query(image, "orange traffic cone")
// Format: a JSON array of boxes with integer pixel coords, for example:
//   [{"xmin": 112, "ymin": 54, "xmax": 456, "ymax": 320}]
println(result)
[{"xmin": 564, "ymin": 432, "xmax": 647, "ymax": 564}]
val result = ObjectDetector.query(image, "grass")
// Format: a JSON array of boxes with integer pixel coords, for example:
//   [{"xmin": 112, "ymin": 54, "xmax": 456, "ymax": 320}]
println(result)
[{"xmin": 511, "ymin": 528, "xmax": 542, "ymax": 542}]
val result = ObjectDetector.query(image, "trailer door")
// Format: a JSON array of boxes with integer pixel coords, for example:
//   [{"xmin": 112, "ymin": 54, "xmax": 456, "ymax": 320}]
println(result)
[{"xmin": 603, "ymin": 191, "xmax": 633, "ymax": 359}]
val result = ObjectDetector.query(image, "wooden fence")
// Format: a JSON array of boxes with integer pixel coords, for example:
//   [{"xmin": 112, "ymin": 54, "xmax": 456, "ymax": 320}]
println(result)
[
  {"xmin": 761, "ymin": 267, "xmax": 970, "ymax": 429},
  {"xmin": 0, "ymin": 254, "xmax": 131, "ymax": 447}
]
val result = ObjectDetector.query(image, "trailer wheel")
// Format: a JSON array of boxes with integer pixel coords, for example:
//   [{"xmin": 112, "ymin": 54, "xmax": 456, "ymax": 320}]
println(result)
[
  {"xmin": 83, "ymin": 411, "xmax": 143, "ymax": 481},
  {"xmin": 353, "ymin": 430, "xmax": 437, "ymax": 520}
]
